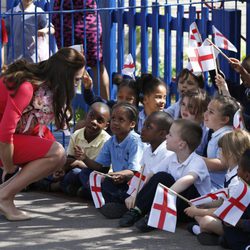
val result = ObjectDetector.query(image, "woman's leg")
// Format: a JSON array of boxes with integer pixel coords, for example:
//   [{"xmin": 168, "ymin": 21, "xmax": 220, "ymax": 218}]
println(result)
[
  {"xmin": 0, "ymin": 141, "xmax": 65, "ymax": 220},
  {"xmin": 91, "ymin": 63, "xmax": 110, "ymax": 100}
]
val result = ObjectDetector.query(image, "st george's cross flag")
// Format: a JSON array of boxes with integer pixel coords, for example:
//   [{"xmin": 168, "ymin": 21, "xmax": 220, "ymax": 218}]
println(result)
[
  {"xmin": 214, "ymin": 180, "xmax": 250, "ymax": 226},
  {"xmin": 127, "ymin": 170, "xmax": 147, "ymax": 196},
  {"xmin": 188, "ymin": 22, "xmax": 203, "ymax": 47},
  {"xmin": 187, "ymin": 46, "xmax": 216, "ymax": 73},
  {"xmin": 212, "ymin": 25, "xmax": 237, "ymax": 53},
  {"xmin": 190, "ymin": 188, "xmax": 229, "ymax": 206},
  {"xmin": 148, "ymin": 183, "xmax": 177, "ymax": 233},
  {"xmin": 89, "ymin": 171, "xmax": 105, "ymax": 208},
  {"xmin": 233, "ymin": 109, "xmax": 245, "ymax": 130},
  {"xmin": 122, "ymin": 54, "xmax": 135, "ymax": 79}
]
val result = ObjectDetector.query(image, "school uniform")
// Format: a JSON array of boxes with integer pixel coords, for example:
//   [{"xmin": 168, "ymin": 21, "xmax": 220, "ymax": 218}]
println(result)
[
  {"xmin": 135, "ymin": 152, "xmax": 211, "ymax": 221},
  {"xmin": 96, "ymin": 130, "xmax": 144, "ymax": 203},
  {"xmin": 207, "ymin": 126, "xmax": 233, "ymax": 191}
]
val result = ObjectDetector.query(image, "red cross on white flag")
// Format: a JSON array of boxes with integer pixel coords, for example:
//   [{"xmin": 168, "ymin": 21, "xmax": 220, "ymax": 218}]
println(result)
[
  {"xmin": 122, "ymin": 54, "xmax": 135, "ymax": 79},
  {"xmin": 89, "ymin": 171, "xmax": 105, "ymax": 208},
  {"xmin": 212, "ymin": 25, "xmax": 237, "ymax": 53},
  {"xmin": 233, "ymin": 109, "xmax": 245, "ymax": 130},
  {"xmin": 214, "ymin": 180, "xmax": 250, "ymax": 226},
  {"xmin": 188, "ymin": 22, "xmax": 203, "ymax": 47},
  {"xmin": 147, "ymin": 184, "xmax": 177, "ymax": 232},
  {"xmin": 187, "ymin": 46, "xmax": 216, "ymax": 73},
  {"xmin": 190, "ymin": 188, "xmax": 229, "ymax": 206},
  {"xmin": 127, "ymin": 170, "xmax": 147, "ymax": 196}
]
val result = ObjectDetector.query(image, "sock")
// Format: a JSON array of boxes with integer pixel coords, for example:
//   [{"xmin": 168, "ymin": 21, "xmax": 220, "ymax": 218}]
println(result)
[{"xmin": 192, "ymin": 225, "xmax": 201, "ymax": 235}]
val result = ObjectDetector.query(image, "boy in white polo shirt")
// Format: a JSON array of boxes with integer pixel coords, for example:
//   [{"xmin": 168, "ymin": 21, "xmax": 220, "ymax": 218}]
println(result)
[{"xmin": 119, "ymin": 119, "xmax": 211, "ymax": 232}]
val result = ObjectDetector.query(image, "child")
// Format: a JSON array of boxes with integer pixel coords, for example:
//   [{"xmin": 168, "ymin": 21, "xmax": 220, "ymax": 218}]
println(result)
[
  {"xmin": 184, "ymin": 129, "xmax": 250, "ymax": 245},
  {"xmin": 60, "ymin": 102, "xmax": 111, "ymax": 196},
  {"xmin": 83, "ymin": 72, "xmax": 140, "ymax": 108},
  {"xmin": 5, "ymin": 0, "xmax": 55, "ymax": 63},
  {"xmin": 203, "ymin": 95, "xmax": 240, "ymax": 191},
  {"xmin": 166, "ymin": 68, "xmax": 204, "ymax": 119},
  {"xmin": 180, "ymin": 89, "xmax": 210, "ymax": 156},
  {"xmin": 125, "ymin": 111, "xmax": 174, "ymax": 210},
  {"xmin": 76, "ymin": 102, "xmax": 144, "ymax": 217},
  {"xmin": 136, "ymin": 73, "xmax": 167, "ymax": 133},
  {"xmin": 221, "ymin": 148, "xmax": 250, "ymax": 250},
  {"xmin": 119, "ymin": 119, "xmax": 211, "ymax": 232},
  {"xmin": 215, "ymin": 55, "xmax": 250, "ymax": 131}
]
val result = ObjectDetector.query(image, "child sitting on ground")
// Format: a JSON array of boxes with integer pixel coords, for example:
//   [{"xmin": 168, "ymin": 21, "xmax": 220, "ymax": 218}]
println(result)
[
  {"xmin": 221, "ymin": 148, "xmax": 250, "ymax": 250},
  {"xmin": 184, "ymin": 129, "xmax": 250, "ymax": 246},
  {"xmin": 124, "ymin": 111, "xmax": 174, "ymax": 211},
  {"xmin": 180, "ymin": 89, "xmax": 210, "ymax": 155},
  {"xmin": 166, "ymin": 69, "xmax": 204, "ymax": 119},
  {"xmin": 75, "ymin": 102, "xmax": 144, "ymax": 217},
  {"xmin": 119, "ymin": 119, "xmax": 211, "ymax": 232},
  {"xmin": 61, "ymin": 102, "xmax": 111, "ymax": 196},
  {"xmin": 136, "ymin": 73, "xmax": 167, "ymax": 133},
  {"xmin": 203, "ymin": 95, "xmax": 240, "ymax": 191}
]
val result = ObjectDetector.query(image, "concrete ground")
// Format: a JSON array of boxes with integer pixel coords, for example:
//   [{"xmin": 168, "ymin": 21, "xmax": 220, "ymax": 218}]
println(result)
[{"xmin": 0, "ymin": 191, "xmax": 223, "ymax": 250}]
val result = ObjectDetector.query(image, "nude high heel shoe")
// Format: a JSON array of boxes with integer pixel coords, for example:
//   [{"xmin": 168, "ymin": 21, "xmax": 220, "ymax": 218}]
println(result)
[{"xmin": 0, "ymin": 204, "xmax": 31, "ymax": 221}]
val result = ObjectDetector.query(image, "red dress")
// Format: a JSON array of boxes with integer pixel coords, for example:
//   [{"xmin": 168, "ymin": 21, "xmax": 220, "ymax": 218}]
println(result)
[{"xmin": 0, "ymin": 79, "xmax": 54, "ymax": 166}]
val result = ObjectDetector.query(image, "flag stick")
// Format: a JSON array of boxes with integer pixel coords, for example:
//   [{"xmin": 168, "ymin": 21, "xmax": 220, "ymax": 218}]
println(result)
[
  {"xmin": 133, "ymin": 165, "xmax": 146, "ymax": 207},
  {"xmin": 93, "ymin": 170, "xmax": 112, "ymax": 179},
  {"xmin": 211, "ymin": 46, "xmax": 222, "ymax": 95},
  {"xmin": 159, "ymin": 183, "xmax": 191, "ymax": 205},
  {"xmin": 205, "ymin": 39, "xmax": 232, "ymax": 63}
]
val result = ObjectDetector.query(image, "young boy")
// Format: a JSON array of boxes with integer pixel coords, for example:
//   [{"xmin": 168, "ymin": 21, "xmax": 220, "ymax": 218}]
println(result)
[
  {"xmin": 125, "ymin": 112, "xmax": 174, "ymax": 210},
  {"xmin": 61, "ymin": 102, "xmax": 111, "ymax": 195},
  {"xmin": 220, "ymin": 149, "xmax": 250, "ymax": 250},
  {"xmin": 119, "ymin": 119, "xmax": 211, "ymax": 232},
  {"xmin": 5, "ymin": 0, "xmax": 54, "ymax": 63}
]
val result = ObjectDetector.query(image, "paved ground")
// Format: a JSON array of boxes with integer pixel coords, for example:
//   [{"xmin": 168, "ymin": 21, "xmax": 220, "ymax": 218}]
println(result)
[{"xmin": 0, "ymin": 191, "xmax": 224, "ymax": 250}]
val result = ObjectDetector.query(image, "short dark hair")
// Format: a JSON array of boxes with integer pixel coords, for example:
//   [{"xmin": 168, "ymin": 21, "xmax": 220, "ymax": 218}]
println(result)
[
  {"xmin": 239, "ymin": 149, "xmax": 250, "ymax": 173},
  {"xmin": 111, "ymin": 102, "xmax": 138, "ymax": 123},
  {"xmin": 174, "ymin": 119, "xmax": 202, "ymax": 152},
  {"xmin": 148, "ymin": 111, "xmax": 173, "ymax": 133}
]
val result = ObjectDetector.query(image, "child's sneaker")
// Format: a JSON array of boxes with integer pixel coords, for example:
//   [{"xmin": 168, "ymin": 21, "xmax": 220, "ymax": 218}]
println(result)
[
  {"xmin": 187, "ymin": 222, "xmax": 200, "ymax": 235},
  {"xmin": 99, "ymin": 202, "xmax": 128, "ymax": 219},
  {"xmin": 197, "ymin": 232, "xmax": 219, "ymax": 245},
  {"xmin": 119, "ymin": 208, "xmax": 142, "ymax": 227}
]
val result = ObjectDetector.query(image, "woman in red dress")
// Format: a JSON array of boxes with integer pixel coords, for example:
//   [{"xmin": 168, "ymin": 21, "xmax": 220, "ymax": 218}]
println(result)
[{"xmin": 0, "ymin": 47, "xmax": 86, "ymax": 221}]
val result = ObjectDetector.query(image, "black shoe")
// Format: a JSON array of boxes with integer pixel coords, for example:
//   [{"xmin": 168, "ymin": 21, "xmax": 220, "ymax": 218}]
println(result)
[
  {"xmin": 135, "ymin": 215, "xmax": 155, "ymax": 233},
  {"xmin": 119, "ymin": 208, "xmax": 142, "ymax": 227},
  {"xmin": 218, "ymin": 236, "xmax": 230, "ymax": 249},
  {"xmin": 197, "ymin": 232, "xmax": 219, "ymax": 246},
  {"xmin": 77, "ymin": 187, "xmax": 92, "ymax": 200},
  {"xmin": 99, "ymin": 202, "xmax": 128, "ymax": 219},
  {"xmin": 187, "ymin": 222, "xmax": 200, "ymax": 235}
]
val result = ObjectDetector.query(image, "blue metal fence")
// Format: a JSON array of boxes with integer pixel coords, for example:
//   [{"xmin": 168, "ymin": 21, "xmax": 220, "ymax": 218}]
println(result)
[{"xmin": 0, "ymin": 0, "xmax": 249, "ymax": 146}]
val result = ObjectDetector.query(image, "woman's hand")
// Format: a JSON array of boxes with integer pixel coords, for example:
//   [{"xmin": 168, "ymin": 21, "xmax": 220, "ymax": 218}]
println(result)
[{"xmin": 0, "ymin": 142, "xmax": 16, "ymax": 174}]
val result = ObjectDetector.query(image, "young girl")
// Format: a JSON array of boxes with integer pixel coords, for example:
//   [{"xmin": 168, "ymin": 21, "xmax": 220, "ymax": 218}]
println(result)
[
  {"xmin": 136, "ymin": 73, "xmax": 167, "ymax": 133},
  {"xmin": 184, "ymin": 130, "xmax": 250, "ymax": 246},
  {"xmin": 166, "ymin": 68, "xmax": 204, "ymax": 119},
  {"xmin": 73, "ymin": 102, "xmax": 144, "ymax": 218},
  {"xmin": 203, "ymin": 95, "xmax": 240, "ymax": 191},
  {"xmin": 83, "ymin": 73, "xmax": 140, "ymax": 108},
  {"xmin": 180, "ymin": 89, "xmax": 210, "ymax": 155}
]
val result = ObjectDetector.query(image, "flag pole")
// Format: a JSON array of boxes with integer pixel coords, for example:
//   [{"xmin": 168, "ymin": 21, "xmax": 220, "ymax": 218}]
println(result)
[
  {"xmin": 211, "ymin": 46, "xmax": 222, "ymax": 95},
  {"xmin": 159, "ymin": 183, "xmax": 191, "ymax": 205},
  {"xmin": 133, "ymin": 165, "xmax": 146, "ymax": 207},
  {"xmin": 206, "ymin": 39, "xmax": 232, "ymax": 63},
  {"xmin": 93, "ymin": 170, "xmax": 112, "ymax": 179}
]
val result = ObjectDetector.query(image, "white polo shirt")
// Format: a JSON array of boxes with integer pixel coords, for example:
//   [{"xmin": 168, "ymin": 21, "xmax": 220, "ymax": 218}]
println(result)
[
  {"xmin": 166, "ymin": 152, "xmax": 211, "ymax": 195},
  {"xmin": 140, "ymin": 141, "xmax": 174, "ymax": 176},
  {"xmin": 225, "ymin": 166, "xmax": 240, "ymax": 196}
]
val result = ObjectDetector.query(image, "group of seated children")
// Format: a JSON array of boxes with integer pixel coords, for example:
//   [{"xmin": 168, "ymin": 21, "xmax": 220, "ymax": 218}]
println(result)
[{"xmin": 32, "ymin": 56, "xmax": 250, "ymax": 250}]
